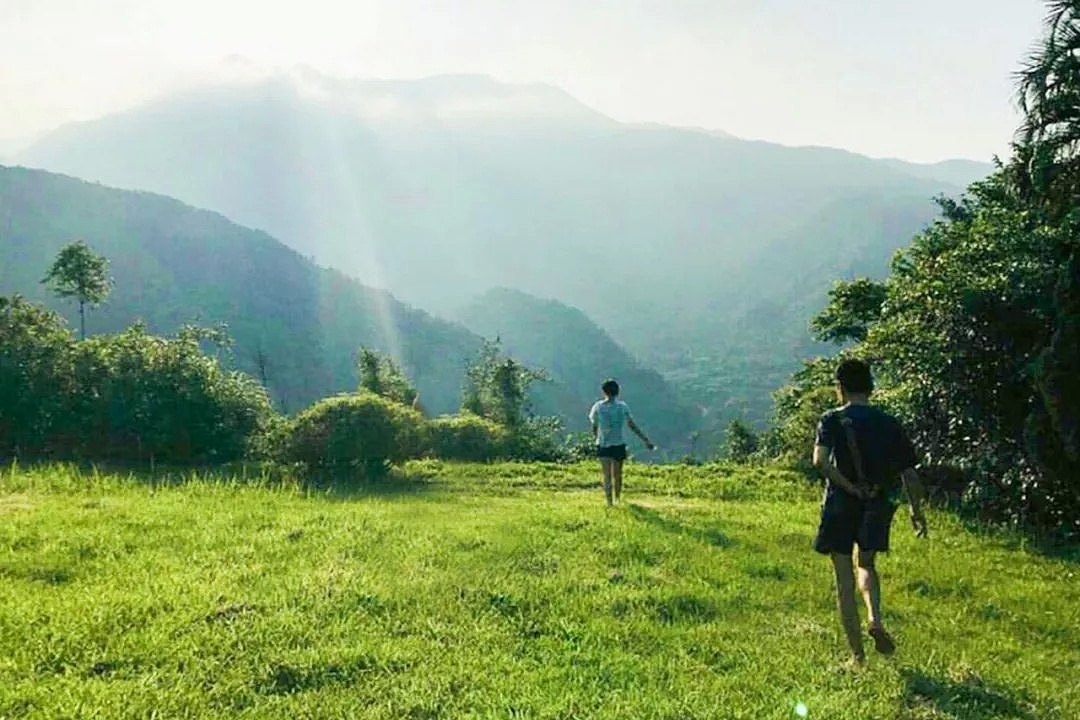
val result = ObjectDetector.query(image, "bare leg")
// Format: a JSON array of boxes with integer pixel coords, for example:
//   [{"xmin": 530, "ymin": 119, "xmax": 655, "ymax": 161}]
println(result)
[
  {"xmin": 856, "ymin": 550, "xmax": 882, "ymax": 626},
  {"xmin": 858, "ymin": 550, "xmax": 895, "ymax": 653},
  {"xmin": 830, "ymin": 553, "xmax": 865, "ymax": 663},
  {"xmin": 600, "ymin": 458, "xmax": 614, "ymax": 506},
  {"xmin": 613, "ymin": 459, "xmax": 624, "ymax": 502}
]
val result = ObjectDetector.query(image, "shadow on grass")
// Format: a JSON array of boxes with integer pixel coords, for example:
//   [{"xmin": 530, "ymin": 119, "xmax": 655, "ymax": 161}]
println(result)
[
  {"xmin": 626, "ymin": 503, "xmax": 735, "ymax": 549},
  {"xmin": 302, "ymin": 467, "xmax": 438, "ymax": 501},
  {"xmin": 902, "ymin": 668, "xmax": 1038, "ymax": 720},
  {"xmin": 953, "ymin": 514, "xmax": 1080, "ymax": 565}
]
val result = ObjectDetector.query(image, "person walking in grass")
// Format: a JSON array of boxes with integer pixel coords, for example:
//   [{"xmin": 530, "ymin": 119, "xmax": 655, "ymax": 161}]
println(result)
[
  {"xmin": 812, "ymin": 359, "xmax": 928, "ymax": 666},
  {"xmin": 589, "ymin": 379, "xmax": 655, "ymax": 506}
]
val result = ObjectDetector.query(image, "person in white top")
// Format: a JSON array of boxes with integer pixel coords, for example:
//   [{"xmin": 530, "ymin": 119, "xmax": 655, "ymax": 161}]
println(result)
[{"xmin": 588, "ymin": 379, "xmax": 655, "ymax": 506}]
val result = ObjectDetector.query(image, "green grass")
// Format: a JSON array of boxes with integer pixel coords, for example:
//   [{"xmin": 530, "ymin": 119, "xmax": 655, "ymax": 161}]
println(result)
[{"xmin": 1, "ymin": 461, "xmax": 1077, "ymax": 719}]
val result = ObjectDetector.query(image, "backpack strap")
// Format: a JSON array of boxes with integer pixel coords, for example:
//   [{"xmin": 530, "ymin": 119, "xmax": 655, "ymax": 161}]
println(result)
[{"xmin": 839, "ymin": 415, "xmax": 869, "ymax": 488}]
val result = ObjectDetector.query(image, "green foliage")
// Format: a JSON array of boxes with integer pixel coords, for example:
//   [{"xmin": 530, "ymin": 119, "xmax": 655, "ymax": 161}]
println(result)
[
  {"xmin": 1017, "ymin": 0, "xmax": 1080, "ymax": 217},
  {"xmin": 722, "ymin": 419, "xmax": 759, "ymax": 463},
  {"xmin": 0, "ymin": 166, "xmax": 481, "ymax": 416},
  {"xmin": 458, "ymin": 339, "xmax": 563, "ymax": 460},
  {"xmin": 779, "ymin": 173, "xmax": 1078, "ymax": 533},
  {"xmin": 768, "ymin": 357, "xmax": 839, "ymax": 467},
  {"xmin": 560, "ymin": 431, "xmax": 599, "ymax": 463},
  {"xmin": 357, "ymin": 347, "xmax": 418, "ymax": 406},
  {"xmin": 425, "ymin": 414, "xmax": 510, "ymax": 462},
  {"xmin": 0, "ymin": 296, "xmax": 75, "ymax": 456},
  {"xmin": 462, "ymin": 340, "xmax": 546, "ymax": 429},
  {"xmin": 1012, "ymin": 1, "xmax": 1080, "ymax": 532},
  {"xmin": 457, "ymin": 288, "xmax": 698, "ymax": 455},
  {"xmin": 768, "ymin": 6, "xmax": 1080, "ymax": 534},
  {"xmin": 40, "ymin": 240, "xmax": 112, "ymax": 339},
  {"xmin": 0, "ymin": 294, "xmax": 274, "ymax": 464},
  {"xmin": 810, "ymin": 278, "xmax": 887, "ymax": 343},
  {"xmin": 503, "ymin": 416, "xmax": 565, "ymax": 463},
  {"xmin": 282, "ymin": 393, "xmax": 425, "ymax": 470},
  {"xmin": 69, "ymin": 324, "xmax": 275, "ymax": 464}
]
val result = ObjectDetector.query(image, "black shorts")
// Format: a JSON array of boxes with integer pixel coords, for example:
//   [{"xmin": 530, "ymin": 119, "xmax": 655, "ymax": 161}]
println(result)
[
  {"xmin": 597, "ymin": 444, "xmax": 628, "ymax": 461},
  {"xmin": 813, "ymin": 492, "xmax": 897, "ymax": 555}
]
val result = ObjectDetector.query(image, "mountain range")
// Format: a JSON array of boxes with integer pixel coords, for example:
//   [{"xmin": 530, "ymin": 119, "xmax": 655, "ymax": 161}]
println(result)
[
  {"xmin": 0, "ymin": 164, "xmax": 695, "ymax": 450},
  {"xmin": 16, "ymin": 70, "xmax": 992, "ymax": 432}
]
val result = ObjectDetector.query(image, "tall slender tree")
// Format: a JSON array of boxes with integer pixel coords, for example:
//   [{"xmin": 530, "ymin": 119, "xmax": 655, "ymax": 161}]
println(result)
[{"xmin": 41, "ymin": 241, "xmax": 112, "ymax": 340}]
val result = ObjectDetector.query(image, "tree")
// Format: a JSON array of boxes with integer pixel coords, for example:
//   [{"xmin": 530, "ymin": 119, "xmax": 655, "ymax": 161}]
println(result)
[
  {"xmin": 41, "ymin": 241, "xmax": 112, "ymax": 340},
  {"xmin": 722, "ymin": 419, "xmax": 759, "ymax": 463},
  {"xmin": 1017, "ymin": 0, "xmax": 1080, "ymax": 216},
  {"xmin": 461, "ymin": 339, "xmax": 547, "ymax": 428},
  {"xmin": 810, "ymin": 278, "xmax": 887, "ymax": 344},
  {"xmin": 460, "ymin": 339, "xmax": 561, "ymax": 460},
  {"xmin": 1016, "ymin": 0, "xmax": 1080, "ymax": 498},
  {"xmin": 0, "ymin": 295, "xmax": 76, "ymax": 456},
  {"xmin": 357, "ymin": 347, "xmax": 418, "ymax": 407}
]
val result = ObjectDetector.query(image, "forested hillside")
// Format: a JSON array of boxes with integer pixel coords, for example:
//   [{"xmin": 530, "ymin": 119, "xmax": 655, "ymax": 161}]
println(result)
[
  {"xmin": 18, "ymin": 73, "xmax": 991, "ymax": 422},
  {"xmin": 0, "ymin": 165, "xmax": 480, "ymax": 414},
  {"xmin": 457, "ymin": 288, "xmax": 697, "ymax": 455}
]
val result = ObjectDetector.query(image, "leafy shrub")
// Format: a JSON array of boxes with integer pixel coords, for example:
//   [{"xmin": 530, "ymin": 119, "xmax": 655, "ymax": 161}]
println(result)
[
  {"xmin": 357, "ymin": 347, "xmax": 418, "ymax": 406},
  {"xmin": 69, "ymin": 324, "xmax": 275, "ymax": 463},
  {"xmin": 0, "ymin": 299, "xmax": 273, "ymax": 464},
  {"xmin": 0, "ymin": 296, "xmax": 75, "ymax": 457},
  {"xmin": 504, "ymin": 416, "xmax": 565, "ymax": 462},
  {"xmin": 722, "ymin": 419, "xmax": 759, "ymax": 463},
  {"xmin": 768, "ymin": 357, "xmax": 838, "ymax": 467},
  {"xmin": 283, "ymin": 393, "xmax": 425, "ymax": 469},
  {"xmin": 425, "ymin": 414, "xmax": 510, "ymax": 461},
  {"xmin": 560, "ymin": 431, "xmax": 598, "ymax": 463},
  {"xmin": 461, "ymin": 339, "xmax": 549, "ymax": 429}
]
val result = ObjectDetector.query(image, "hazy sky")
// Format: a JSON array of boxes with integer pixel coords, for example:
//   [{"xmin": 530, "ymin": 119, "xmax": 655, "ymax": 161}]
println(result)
[{"xmin": 0, "ymin": 0, "xmax": 1048, "ymax": 162}]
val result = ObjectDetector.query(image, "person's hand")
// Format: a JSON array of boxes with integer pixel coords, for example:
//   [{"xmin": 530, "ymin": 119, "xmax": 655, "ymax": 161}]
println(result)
[
  {"xmin": 850, "ymin": 483, "xmax": 872, "ymax": 501},
  {"xmin": 911, "ymin": 510, "xmax": 929, "ymax": 538},
  {"xmin": 646, "ymin": 442, "xmax": 657, "ymax": 451}
]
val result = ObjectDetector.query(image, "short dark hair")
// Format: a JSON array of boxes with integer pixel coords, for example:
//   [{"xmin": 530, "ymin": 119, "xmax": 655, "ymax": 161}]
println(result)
[
  {"xmin": 601, "ymin": 379, "xmax": 620, "ymax": 397},
  {"xmin": 835, "ymin": 359, "xmax": 874, "ymax": 394}
]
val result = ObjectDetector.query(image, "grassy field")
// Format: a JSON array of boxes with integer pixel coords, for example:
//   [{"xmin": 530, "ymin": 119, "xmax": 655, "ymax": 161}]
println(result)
[{"xmin": 1, "ymin": 461, "xmax": 1077, "ymax": 719}]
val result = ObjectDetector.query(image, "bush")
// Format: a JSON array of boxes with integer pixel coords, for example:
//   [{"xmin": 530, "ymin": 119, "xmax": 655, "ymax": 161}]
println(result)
[
  {"xmin": 722, "ymin": 419, "xmax": 759, "ymax": 463},
  {"xmin": 560, "ymin": 431, "xmax": 598, "ymax": 463},
  {"xmin": 425, "ymin": 414, "xmax": 510, "ymax": 461},
  {"xmin": 0, "ymin": 296, "xmax": 75, "ymax": 457},
  {"xmin": 504, "ymin": 416, "xmax": 564, "ymax": 462},
  {"xmin": 283, "ymin": 393, "xmax": 425, "ymax": 469},
  {"xmin": 69, "ymin": 324, "xmax": 275, "ymax": 463},
  {"xmin": 0, "ymin": 301, "xmax": 274, "ymax": 464}
]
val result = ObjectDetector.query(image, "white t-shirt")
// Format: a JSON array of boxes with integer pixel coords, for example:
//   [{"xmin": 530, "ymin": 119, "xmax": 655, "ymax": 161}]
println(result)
[{"xmin": 589, "ymin": 399, "xmax": 633, "ymax": 448}]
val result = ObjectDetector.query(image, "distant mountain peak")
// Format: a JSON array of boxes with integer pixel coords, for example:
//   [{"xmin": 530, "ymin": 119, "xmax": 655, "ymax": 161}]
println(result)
[{"xmin": 172, "ymin": 65, "xmax": 616, "ymax": 127}]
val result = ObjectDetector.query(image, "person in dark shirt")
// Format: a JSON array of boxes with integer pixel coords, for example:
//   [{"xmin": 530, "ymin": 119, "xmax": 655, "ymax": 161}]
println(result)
[{"xmin": 812, "ymin": 359, "xmax": 928, "ymax": 666}]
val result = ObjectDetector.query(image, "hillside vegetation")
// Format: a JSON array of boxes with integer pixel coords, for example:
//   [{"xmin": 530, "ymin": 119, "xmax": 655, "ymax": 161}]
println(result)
[
  {"xmin": 457, "ymin": 288, "xmax": 697, "ymax": 455},
  {"xmin": 768, "ymin": 3, "xmax": 1080, "ymax": 535},
  {"xmin": 1, "ymin": 462, "xmax": 1076, "ymax": 719},
  {"xmin": 0, "ymin": 164, "xmax": 480, "ymax": 415},
  {"xmin": 0, "ymin": 166, "xmax": 696, "ymax": 438},
  {"xmin": 17, "ymin": 73, "xmax": 990, "ymax": 423}
]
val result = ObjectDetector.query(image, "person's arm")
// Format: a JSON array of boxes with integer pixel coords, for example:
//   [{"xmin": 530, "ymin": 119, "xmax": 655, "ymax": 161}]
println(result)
[
  {"xmin": 892, "ymin": 421, "xmax": 927, "ymax": 537},
  {"xmin": 812, "ymin": 443, "xmax": 869, "ymax": 499},
  {"xmin": 627, "ymin": 417, "xmax": 656, "ymax": 450},
  {"xmin": 901, "ymin": 467, "xmax": 928, "ymax": 538}
]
